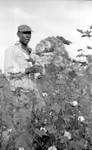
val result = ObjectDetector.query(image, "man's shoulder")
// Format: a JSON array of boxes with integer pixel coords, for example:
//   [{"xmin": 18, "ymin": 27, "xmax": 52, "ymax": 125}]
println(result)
[{"xmin": 5, "ymin": 42, "xmax": 20, "ymax": 52}]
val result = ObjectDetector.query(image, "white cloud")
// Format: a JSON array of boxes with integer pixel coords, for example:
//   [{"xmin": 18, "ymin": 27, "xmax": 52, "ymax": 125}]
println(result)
[{"xmin": 12, "ymin": 7, "xmax": 30, "ymax": 19}]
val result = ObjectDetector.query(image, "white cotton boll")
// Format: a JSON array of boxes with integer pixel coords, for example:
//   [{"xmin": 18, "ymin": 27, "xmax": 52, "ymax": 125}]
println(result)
[
  {"xmin": 64, "ymin": 131, "xmax": 71, "ymax": 140},
  {"xmin": 40, "ymin": 127, "xmax": 47, "ymax": 132},
  {"xmin": 34, "ymin": 72, "xmax": 41, "ymax": 79},
  {"xmin": 71, "ymin": 101, "xmax": 78, "ymax": 106},
  {"xmin": 42, "ymin": 92, "xmax": 48, "ymax": 97},
  {"xmin": 19, "ymin": 147, "xmax": 24, "ymax": 150},
  {"xmin": 8, "ymin": 128, "xmax": 12, "ymax": 133},
  {"xmin": 49, "ymin": 112, "xmax": 52, "ymax": 115},
  {"xmin": 78, "ymin": 116, "xmax": 85, "ymax": 122},
  {"xmin": 48, "ymin": 145, "xmax": 57, "ymax": 150}
]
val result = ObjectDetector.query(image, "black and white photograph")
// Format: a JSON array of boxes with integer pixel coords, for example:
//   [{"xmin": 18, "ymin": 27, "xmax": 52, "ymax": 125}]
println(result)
[{"xmin": 0, "ymin": 0, "xmax": 92, "ymax": 150}]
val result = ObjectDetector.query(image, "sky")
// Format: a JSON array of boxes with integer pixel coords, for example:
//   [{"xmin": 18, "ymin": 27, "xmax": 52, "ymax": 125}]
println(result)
[{"xmin": 0, "ymin": 0, "xmax": 92, "ymax": 71}]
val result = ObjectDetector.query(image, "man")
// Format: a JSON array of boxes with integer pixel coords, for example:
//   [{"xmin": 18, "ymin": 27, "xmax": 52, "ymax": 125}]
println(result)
[
  {"xmin": 4, "ymin": 25, "xmax": 34, "ymax": 75},
  {"xmin": 4, "ymin": 24, "xmax": 46, "ymax": 112},
  {"xmin": 4, "ymin": 25, "xmax": 37, "ymax": 90}
]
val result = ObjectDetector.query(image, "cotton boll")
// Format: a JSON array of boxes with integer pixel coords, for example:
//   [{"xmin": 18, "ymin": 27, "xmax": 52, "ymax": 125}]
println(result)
[
  {"xmin": 42, "ymin": 92, "xmax": 48, "ymax": 97},
  {"xmin": 64, "ymin": 130, "xmax": 71, "ymax": 140},
  {"xmin": 71, "ymin": 101, "xmax": 78, "ymax": 106},
  {"xmin": 34, "ymin": 72, "xmax": 41, "ymax": 79},
  {"xmin": 19, "ymin": 147, "xmax": 24, "ymax": 150},
  {"xmin": 78, "ymin": 116, "xmax": 85, "ymax": 122},
  {"xmin": 40, "ymin": 127, "xmax": 47, "ymax": 132},
  {"xmin": 48, "ymin": 145, "xmax": 57, "ymax": 150}
]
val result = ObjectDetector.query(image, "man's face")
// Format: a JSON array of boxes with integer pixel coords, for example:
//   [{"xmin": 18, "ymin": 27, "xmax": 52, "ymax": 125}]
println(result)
[{"xmin": 18, "ymin": 31, "xmax": 31, "ymax": 45}]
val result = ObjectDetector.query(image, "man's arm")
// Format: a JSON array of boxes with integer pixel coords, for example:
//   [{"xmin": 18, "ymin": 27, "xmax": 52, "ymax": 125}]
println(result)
[{"xmin": 4, "ymin": 47, "xmax": 14, "ymax": 76}]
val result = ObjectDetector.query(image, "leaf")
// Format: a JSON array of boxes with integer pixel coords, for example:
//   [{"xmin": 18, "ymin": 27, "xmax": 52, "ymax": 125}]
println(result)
[
  {"xmin": 90, "ymin": 25, "xmax": 92, "ymax": 29},
  {"xmin": 56, "ymin": 36, "xmax": 72, "ymax": 45},
  {"xmin": 77, "ymin": 29, "xmax": 84, "ymax": 34},
  {"xmin": 76, "ymin": 53, "xmax": 84, "ymax": 57},
  {"xmin": 87, "ymin": 46, "xmax": 92, "ymax": 49},
  {"xmin": 51, "ymin": 103, "xmax": 61, "ymax": 114},
  {"xmin": 15, "ymin": 131, "xmax": 32, "ymax": 150},
  {"xmin": 81, "ymin": 34, "xmax": 88, "ymax": 37},
  {"xmin": 34, "ymin": 128, "xmax": 47, "ymax": 137},
  {"xmin": 45, "ymin": 125, "xmax": 57, "ymax": 134},
  {"xmin": 69, "ymin": 139, "xmax": 87, "ymax": 150},
  {"xmin": 68, "ymin": 70, "xmax": 77, "ymax": 79},
  {"xmin": 80, "ymin": 61, "xmax": 87, "ymax": 66},
  {"xmin": 77, "ymin": 49, "xmax": 83, "ymax": 52}
]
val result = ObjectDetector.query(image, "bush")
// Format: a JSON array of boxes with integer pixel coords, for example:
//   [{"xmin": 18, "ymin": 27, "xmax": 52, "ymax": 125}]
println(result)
[{"xmin": 1, "ymin": 35, "xmax": 92, "ymax": 150}]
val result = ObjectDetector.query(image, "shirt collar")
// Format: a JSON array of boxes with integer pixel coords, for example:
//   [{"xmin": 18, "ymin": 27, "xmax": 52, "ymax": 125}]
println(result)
[{"xmin": 15, "ymin": 41, "xmax": 31, "ymax": 55}]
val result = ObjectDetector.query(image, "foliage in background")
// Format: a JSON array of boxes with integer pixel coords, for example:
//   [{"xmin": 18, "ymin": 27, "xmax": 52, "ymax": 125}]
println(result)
[{"xmin": 0, "ymin": 31, "xmax": 92, "ymax": 150}]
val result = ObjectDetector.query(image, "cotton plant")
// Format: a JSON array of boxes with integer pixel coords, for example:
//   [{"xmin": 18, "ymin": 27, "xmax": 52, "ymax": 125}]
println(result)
[{"xmin": 0, "ymin": 32, "xmax": 92, "ymax": 150}]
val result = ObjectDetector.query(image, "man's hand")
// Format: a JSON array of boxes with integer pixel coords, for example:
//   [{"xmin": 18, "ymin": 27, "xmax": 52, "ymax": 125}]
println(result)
[
  {"xmin": 25, "ymin": 57, "xmax": 35, "ymax": 65},
  {"xmin": 25, "ymin": 67, "xmax": 32, "ymax": 74}
]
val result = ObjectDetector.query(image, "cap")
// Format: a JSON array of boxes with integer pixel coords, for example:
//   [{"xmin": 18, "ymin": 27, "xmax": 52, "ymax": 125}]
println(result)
[{"xmin": 18, "ymin": 25, "xmax": 32, "ymax": 33}]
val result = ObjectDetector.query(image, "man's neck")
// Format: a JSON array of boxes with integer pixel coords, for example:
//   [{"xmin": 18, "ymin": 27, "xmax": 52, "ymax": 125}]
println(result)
[
  {"xmin": 20, "ymin": 42, "xmax": 31, "ymax": 55},
  {"xmin": 20, "ymin": 42, "xmax": 28, "ymax": 53},
  {"xmin": 21, "ymin": 42, "xmax": 28, "ymax": 48}
]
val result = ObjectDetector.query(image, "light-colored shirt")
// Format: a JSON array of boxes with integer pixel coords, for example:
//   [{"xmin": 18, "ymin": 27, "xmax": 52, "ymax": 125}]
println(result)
[
  {"xmin": 3, "ymin": 42, "xmax": 46, "ymax": 109},
  {"xmin": 4, "ymin": 42, "xmax": 35, "ymax": 91},
  {"xmin": 4, "ymin": 42, "xmax": 32, "ymax": 76}
]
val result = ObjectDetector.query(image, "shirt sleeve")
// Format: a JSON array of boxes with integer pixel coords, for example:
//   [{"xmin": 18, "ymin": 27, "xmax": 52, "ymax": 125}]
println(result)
[{"xmin": 4, "ymin": 46, "xmax": 15, "ymax": 76}]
